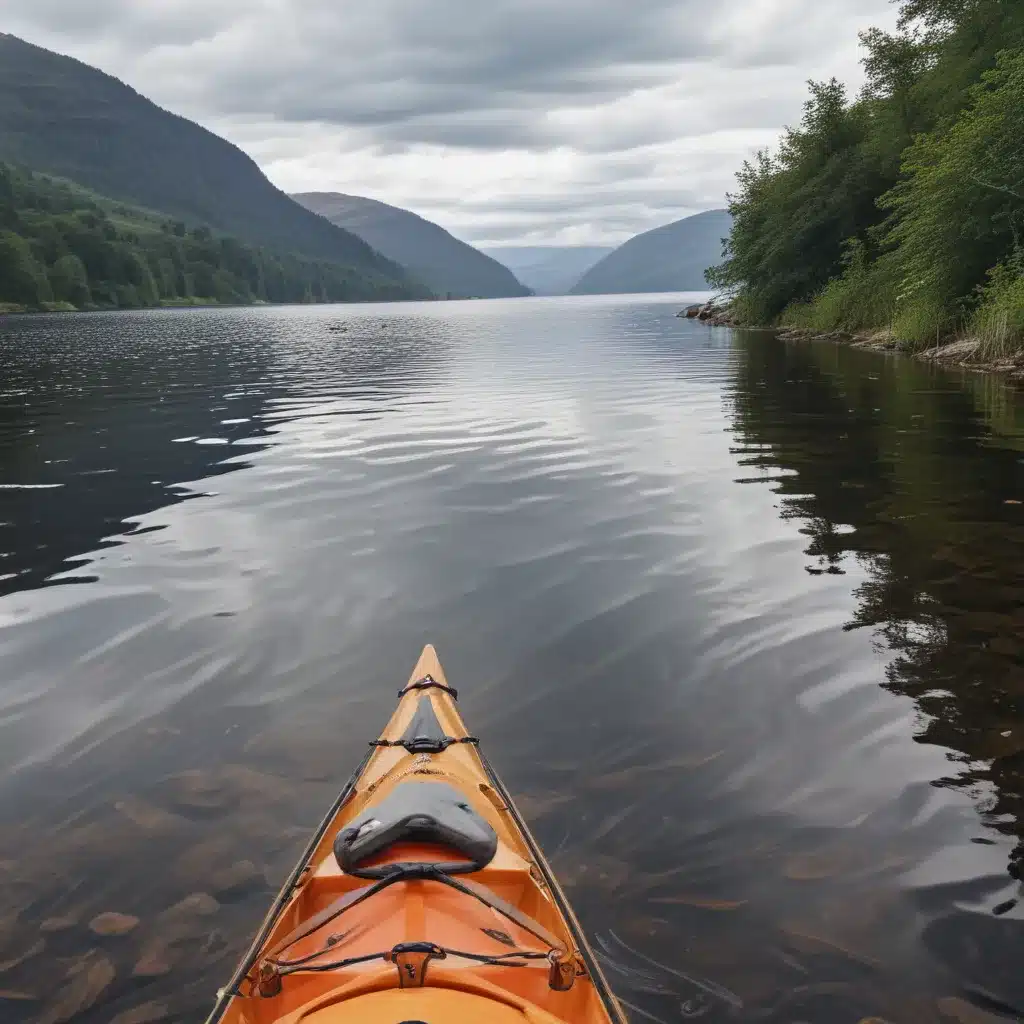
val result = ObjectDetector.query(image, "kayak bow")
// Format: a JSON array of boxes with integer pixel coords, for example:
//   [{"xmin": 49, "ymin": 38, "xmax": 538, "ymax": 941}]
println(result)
[{"xmin": 207, "ymin": 645, "xmax": 626, "ymax": 1024}]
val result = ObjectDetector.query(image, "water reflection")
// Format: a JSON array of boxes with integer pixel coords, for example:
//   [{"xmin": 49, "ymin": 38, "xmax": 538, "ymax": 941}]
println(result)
[
  {"xmin": 0, "ymin": 308, "xmax": 453, "ymax": 596},
  {"xmin": 0, "ymin": 300, "xmax": 1021, "ymax": 1024},
  {"xmin": 729, "ymin": 336, "xmax": 1024, "ymax": 865},
  {"xmin": 727, "ymin": 333, "xmax": 1024, "ymax": 1013}
]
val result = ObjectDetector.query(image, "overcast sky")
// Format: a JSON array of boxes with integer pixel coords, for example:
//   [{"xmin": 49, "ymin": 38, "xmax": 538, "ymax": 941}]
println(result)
[{"xmin": 6, "ymin": 0, "xmax": 899, "ymax": 247}]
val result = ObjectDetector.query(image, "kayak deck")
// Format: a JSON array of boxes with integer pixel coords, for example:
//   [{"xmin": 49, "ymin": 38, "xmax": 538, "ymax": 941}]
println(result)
[{"xmin": 207, "ymin": 645, "xmax": 624, "ymax": 1024}]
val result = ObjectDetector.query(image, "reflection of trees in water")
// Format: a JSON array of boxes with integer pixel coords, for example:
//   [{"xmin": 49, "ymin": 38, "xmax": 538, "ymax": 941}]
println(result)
[
  {"xmin": 729, "ymin": 333, "xmax": 1024, "ymax": 876},
  {"xmin": 0, "ymin": 308, "xmax": 450, "ymax": 596}
]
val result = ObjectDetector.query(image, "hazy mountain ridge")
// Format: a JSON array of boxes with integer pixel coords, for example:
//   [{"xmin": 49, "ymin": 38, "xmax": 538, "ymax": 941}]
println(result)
[
  {"xmin": 293, "ymin": 192, "xmax": 529, "ymax": 299},
  {"xmin": 0, "ymin": 33, "xmax": 423, "ymax": 296},
  {"xmin": 482, "ymin": 246, "xmax": 612, "ymax": 295},
  {"xmin": 570, "ymin": 210, "xmax": 732, "ymax": 295}
]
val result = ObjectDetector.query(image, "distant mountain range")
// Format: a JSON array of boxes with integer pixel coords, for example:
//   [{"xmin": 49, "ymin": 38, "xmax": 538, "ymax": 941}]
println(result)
[
  {"xmin": 481, "ymin": 246, "xmax": 612, "ymax": 295},
  {"xmin": 293, "ymin": 193, "xmax": 529, "ymax": 299},
  {"xmin": 0, "ymin": 33, "xmax": 735, "ymax": 310},
  {"xmin": 0, "ymin": 33, "xmax": 423, "ymax": 299},
  {"xmin": 570, "ymin": 210, "xmax": 732, "ymax": 295}
]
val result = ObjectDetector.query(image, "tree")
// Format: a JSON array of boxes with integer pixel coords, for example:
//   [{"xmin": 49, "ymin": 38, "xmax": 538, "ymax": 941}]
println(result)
[
  {"xmin": 708, "ymin": 80, "xmax": 889, "ymax": 322},
  {"xmin": 0, "ymin": 230, "xmax": 52, "ymax": 305},
  {"xmin": 49, "ymin": 253, "xmax": 91, "ymax": 306},
  {"xmin": 711, "ymin": 0, "xmax": 1024, "ymax": 346},
  {"xmin": 0, "ymin": 161, "xmax": 415, "ymax": 310},
  {"xmin": 882, "ymin": 47, "xmax": 1024, "ymax": 340}
]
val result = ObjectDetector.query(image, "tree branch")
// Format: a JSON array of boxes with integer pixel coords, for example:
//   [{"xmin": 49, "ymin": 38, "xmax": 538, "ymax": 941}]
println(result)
[{"xmin": 969, "ymin": 175, "xmax": 1024, "ymax": 201}]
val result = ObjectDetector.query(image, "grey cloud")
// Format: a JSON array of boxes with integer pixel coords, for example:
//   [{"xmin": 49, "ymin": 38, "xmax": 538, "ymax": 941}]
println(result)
[
  {"xmin": 7, "ymin": 0, "xmax": 247, "ymax": 47},
  {"xmin": 7, "ymin": 0, "xmax": 891, "ymax": 142},
  {"xmin": 4, "ymin": 0, "xmax": 898, "ymax": 243},
  {"xmin": 443, "ymin": 186, "xmax": 707, "ymax": 217}
]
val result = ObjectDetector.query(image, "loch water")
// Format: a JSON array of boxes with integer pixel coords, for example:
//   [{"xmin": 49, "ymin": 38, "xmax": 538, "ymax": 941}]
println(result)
[{"xmin": 0, "ymin": 295, "xmax": 1022, "ymax": 1023}]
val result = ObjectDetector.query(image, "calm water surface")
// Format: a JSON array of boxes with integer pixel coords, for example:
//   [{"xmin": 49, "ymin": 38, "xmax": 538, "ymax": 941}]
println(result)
[{"xmin": 0, "ymin": 295, "xmax": 1022, "ymax": 1023}]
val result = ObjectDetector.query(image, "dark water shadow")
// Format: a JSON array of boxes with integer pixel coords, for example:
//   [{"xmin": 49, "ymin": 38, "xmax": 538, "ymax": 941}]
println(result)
[{"xmin": 725, "ymin": 332, "xmax": 1024, "ymax": 1015}]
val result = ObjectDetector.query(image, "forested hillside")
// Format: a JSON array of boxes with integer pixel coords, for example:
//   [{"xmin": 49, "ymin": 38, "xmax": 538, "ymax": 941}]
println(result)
[
  {"xmin": 0, "ymin": 33, "xmax": 420, "ymax": 296},
  {"xmin": 709, "ymin": 0, "xmax": 1024, "ymax": 354},
  {"xmin": 0, "ymin": 164, "xmax": 418, "ymax": 310}
]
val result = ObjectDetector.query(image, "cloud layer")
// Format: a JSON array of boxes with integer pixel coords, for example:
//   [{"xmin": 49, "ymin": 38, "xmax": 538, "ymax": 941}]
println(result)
[{"xmin": 5, "ymin": 0, "xmax": 898, "ymax": 245}]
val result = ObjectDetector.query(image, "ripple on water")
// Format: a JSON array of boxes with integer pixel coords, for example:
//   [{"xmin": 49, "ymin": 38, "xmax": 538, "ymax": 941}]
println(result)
[{"xmin": 0, "ymin": 296, "xmax": 1022, "ymax": 1022}]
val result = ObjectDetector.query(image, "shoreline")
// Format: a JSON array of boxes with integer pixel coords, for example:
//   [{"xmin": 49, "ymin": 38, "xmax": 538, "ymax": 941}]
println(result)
[{"xmin": 681, "ymin": 302, "xmax": 1024, "ymax": 380}]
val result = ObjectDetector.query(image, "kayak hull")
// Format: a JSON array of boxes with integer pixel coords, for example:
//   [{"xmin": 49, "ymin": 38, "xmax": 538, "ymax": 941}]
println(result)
[{"xmin": 206, "ymin": 646, "xmax": 624, "ymax": 1024}]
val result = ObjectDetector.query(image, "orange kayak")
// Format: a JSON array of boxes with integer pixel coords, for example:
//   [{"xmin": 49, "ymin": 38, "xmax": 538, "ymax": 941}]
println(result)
[{"xmin": 206, "ymin": 645, "xmax": 626, "ymax": 1024}]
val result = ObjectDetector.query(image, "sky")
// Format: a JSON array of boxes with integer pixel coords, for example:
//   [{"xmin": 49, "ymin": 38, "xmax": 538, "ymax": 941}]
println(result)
[{"xmin": 5, "ymin": 0, "xmax": 900, "ymax": 247}]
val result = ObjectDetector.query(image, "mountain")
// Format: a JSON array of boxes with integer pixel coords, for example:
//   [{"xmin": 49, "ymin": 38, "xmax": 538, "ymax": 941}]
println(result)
[
  {"xmin": 291, "ymin": 193, "xmax": 529, "ymax": 300},
  {"xmin": 482, "ymin": 246, "xmax": 612, "ymax": 295},
  {"xmin": 0, "ymin": 33, "xmax": 423, "ymax": 296},
  {"xmin": 0, "ymin": 162, "xmax": 417, "ymax": 311},
  {"xmin": 569, "ymin": 210, "xmax": 732, "ymax": 295}
]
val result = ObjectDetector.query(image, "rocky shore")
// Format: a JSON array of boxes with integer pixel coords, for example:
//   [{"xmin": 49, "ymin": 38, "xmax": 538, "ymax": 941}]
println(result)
[
  {"xmin": 678, "ymin": 301, "xmax": 751, "ymax": 328},
  {"xmin": 678, "ymin": 302, "xmax": 1024, "ymax": 379}
]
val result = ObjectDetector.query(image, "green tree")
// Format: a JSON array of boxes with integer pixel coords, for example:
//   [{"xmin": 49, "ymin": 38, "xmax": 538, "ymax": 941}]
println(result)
[
  {"xmin": 0, "ymin": 229, "xmax": 52, "ymax": 305},
  {"xmin": 708, "ymin": 79, "xmax": 889, "ymax": 322},
  {"xmin": 0, "ymin": 161, "xmax": 418, "ymax": 310},
  {"xmin": 49, "ymin": 253, "xmax": 91, "ymax": 306},
  {"xmin": 711, "ymin": 0, "xmax": 1024, "ymax": 351},
  {"xmin": 882, "ymin": 47, "xmax": 1024, "ymax": 341}
]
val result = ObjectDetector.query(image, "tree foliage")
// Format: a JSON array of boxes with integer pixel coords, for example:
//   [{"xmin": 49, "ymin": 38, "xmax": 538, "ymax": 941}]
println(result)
[
  {"xmin": 0, "ymin": 33, "xmax": 418, "ymax": 293},
  {"xmin": 708, "ymin": 79, "xmax": 892, "ymax": 322},
  {"xmin": 0, "ymin": 164, "xmax": 423, "ymax": 310},
  {"xmin": 709, "ymin": 0, "xmax": 1024, "ymax": 350}
]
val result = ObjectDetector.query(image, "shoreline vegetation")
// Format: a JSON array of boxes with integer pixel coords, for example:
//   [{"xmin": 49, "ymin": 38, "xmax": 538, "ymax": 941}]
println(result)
[
  {"xmin": 0, "ymin": 297, "xmax": 246, "ymax": 315},
  {"xmin": 680, "ymin": 300, "xmax": 1024, "ymax": 378},
  {"xmin": 0, "ymin": 162, "xmax": 424, "ymax": 314},
  {"xmin": 705, "ymin": 0, "xmax": 1024, "ymax": 379}
]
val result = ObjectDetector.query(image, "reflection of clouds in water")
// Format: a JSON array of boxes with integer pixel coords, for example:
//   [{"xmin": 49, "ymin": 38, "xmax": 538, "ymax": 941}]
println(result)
[
  {"xmin": 0, "ymin": 297, "xmax": 1020, "ymax": 1020},
  {"xmin": 3, "ymin": 297, "xmax": 975, "ymax": 841}
]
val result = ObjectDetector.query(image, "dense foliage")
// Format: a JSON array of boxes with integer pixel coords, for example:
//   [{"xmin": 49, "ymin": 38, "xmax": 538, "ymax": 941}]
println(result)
[
  {"xmin": 709, "ymin": 0, "xmax": 1024, "ymax": 352},
  {"xmin": 0, "ymin": 164, "xmax": 422, "ymax": 310}
]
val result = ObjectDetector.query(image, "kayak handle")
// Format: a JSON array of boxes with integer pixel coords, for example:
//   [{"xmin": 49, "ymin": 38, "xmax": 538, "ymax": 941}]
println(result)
[
  {"xmin": 398, "ymin": 675, "xmax": 459, "ymax": 700},
  {"xmin": 385, "ymin": 942, "xmax": 448, "ymax": 988}
]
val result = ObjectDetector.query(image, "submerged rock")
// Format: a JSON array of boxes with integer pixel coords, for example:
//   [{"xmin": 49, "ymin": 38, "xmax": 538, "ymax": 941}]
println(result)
[
  {"xmin": 89, "ymin": 912, "xmax": 140, "ymax": 936},
  {"xmin": 132, "ymin": 889, "xmax": 223, "ymax": 978},
  {"xmin": 210, "ymin": 859, "xmax": 266, "ymax": 898},
  {"xmin": 132, "ymin": 945, "xmax": 174, "ymax": 978},
  {"xmin": 162, "ymin": 892, "xmax": 219, "ymax": 919},
  {"xmin": 173, "ymin": 838, "xmax": 234, "ymax": 884},
  {"xmin": 114, "ymin": 797, "xmax": 188, "ymax": 834},
  {"xmin": 0, "ymin": 937, "xmax": 44, "ymax": 973},
  {"xmin": 0, "ymin": 989, "xmax": 37, "ymax": 1004},
  {"xmin": 40, "ymin": 914, "xmax": 79, "ymax": 934},
  {"xmin": 39, "ymin": 952, "xmax": 115, "ymax": 1024},
  {"xmin": 166, "ymin": 770, "xmax": 229, "ymax": 812}
]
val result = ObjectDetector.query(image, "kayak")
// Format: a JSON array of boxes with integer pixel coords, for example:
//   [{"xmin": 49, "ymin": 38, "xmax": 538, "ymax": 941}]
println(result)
[{"xmin": 206, "ymin": 645, "xmax": 626, "ymax": 1024}]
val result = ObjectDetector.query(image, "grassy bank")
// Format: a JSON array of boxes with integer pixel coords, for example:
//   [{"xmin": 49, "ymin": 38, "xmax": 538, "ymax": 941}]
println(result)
[{"xmin": 691, "ymin": 297, "xmax": 1024, "ymax": 378}]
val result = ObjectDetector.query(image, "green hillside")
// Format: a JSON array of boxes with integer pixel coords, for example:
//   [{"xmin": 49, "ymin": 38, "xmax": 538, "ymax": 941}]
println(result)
[
  {"xmin": 710, "ymin": 0, "xmax": 1024, "ymax": 353},
  {"xmin": 0, "ymin": 33, "xmax": 423, "ymax": 297},
  {"xmin": 0, "ymin": 163, "xmax": 416, "ymax": 311}
]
